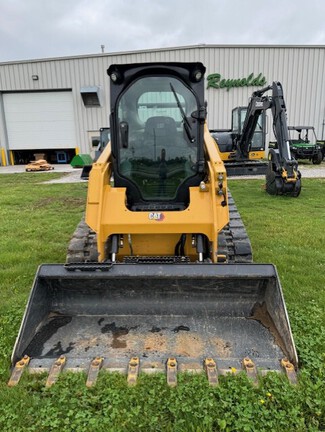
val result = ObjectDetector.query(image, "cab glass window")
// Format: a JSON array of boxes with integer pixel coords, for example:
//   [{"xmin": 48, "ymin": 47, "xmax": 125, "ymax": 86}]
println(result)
[{"xmin": 116, "ymin": 76, "xmax": 199, "ymax": 201}]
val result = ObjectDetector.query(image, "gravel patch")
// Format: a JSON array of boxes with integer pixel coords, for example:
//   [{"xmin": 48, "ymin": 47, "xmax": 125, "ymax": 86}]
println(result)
[{"xmin": 43, "ymin": 169, "xmax": 86, "ymax": 184}]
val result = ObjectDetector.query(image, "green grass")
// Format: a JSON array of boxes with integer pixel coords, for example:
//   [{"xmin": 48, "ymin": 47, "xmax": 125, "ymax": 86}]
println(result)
[
  {"xmin": 0, "ymin": 174, "xmax": 324, "ymax": 432},
  {"xmin": 0, "ymin": 173, "xmax": 87, "ymax": 311},
  {"xmin": 228, "ymin": 178, "xmax": 325, "ymax": 314}
]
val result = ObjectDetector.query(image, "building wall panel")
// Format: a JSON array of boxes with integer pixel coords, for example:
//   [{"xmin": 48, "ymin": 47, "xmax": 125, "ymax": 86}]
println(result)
[{"xmin": 1, "ymin": 45, "xmax": 325, "ymax": 159}]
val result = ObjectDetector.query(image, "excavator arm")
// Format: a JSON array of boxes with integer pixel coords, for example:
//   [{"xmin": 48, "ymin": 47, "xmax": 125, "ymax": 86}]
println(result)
[
  {"xmin": 266, "ymin": 82, "xmax": 301, "ymax": 196},
  {"xmin": 237, "ymin": 82, "xmax": 301, "ymax": 196},
  {"xmin": 268, "ymin": 82, "xmax": 296, "ymax": 170}
]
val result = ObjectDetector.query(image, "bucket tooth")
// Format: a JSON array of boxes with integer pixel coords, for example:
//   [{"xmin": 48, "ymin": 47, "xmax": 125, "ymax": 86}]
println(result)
[
  {"xmin": 166, "ymin": 358, "xmax": 177, "ymax": 387},
  {"xmin": 204, "ymin": 358, "xmax": 218, "ymax": 386},
  {"xmin": 127, "ymin": 357, "xmax": 140, "ymax": 386},
  {"xmin": 46, "ymin": 356, "xmax": 66, "ymax": 387},
  {"xmin": 86, "ymin": 357, "xmax": 103, "ymax": 387},
  {"xmin": 8, "ymin": 355, "xmax": 30, "ymax": 387},
  {"xmin": 242, "ymin": 357, "xmax": 258, "ymax": 385},
  {"xmin": 281, "ymin": 358, "xmax": 297, "ymax": 384}
]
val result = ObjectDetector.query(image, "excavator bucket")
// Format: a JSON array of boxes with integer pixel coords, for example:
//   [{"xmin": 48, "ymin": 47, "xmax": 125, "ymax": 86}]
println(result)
[{"xmin": 11, "ymin": 263, "xmax": 297, "ymax": 384}]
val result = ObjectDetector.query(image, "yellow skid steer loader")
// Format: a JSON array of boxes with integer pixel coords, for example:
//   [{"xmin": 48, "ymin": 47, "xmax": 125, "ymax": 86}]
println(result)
[{"xmin": 10, "ymin": 63, "xmax": 299, "ymax": 387}]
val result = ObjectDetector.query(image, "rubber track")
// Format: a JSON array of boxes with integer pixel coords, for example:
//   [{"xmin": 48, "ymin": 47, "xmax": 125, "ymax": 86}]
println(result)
[
  {"xmin": 66, "ymin": 193, "xmax": 252, "ymax": 264},
  {"xmin": 66, "ymin": 217, "xmax": 98, "ymax": 263},
  {"xmin": 218, "ymin": 191, "xmax": 253, "ymax": 263}
]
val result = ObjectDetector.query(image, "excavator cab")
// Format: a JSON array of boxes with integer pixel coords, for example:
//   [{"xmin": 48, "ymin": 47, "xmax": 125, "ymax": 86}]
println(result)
[
  {"xmin": 231, "ymin": 106, "xmax": 266, "ymax": 153},
  {"xmin": 108, "ymin": 63, "xmax": 206, "ymax": 210}
]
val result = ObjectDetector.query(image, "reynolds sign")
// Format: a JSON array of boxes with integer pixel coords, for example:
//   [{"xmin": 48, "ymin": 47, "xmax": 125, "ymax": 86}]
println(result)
[{"xmin": 207, "ymin": 72, "xmax": 267, "ymax": 91}]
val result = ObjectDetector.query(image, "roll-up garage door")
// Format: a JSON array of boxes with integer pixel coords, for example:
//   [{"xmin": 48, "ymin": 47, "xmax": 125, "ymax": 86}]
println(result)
[{"xmin": 3, "ymin": 91, "xmax": 77, "ymax": 150}]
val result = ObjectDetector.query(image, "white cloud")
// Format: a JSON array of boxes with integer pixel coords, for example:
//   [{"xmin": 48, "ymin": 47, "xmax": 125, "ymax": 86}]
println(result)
[{"xmin": 0, "ymin": 0, "xmax": 324, "ymax": 62}]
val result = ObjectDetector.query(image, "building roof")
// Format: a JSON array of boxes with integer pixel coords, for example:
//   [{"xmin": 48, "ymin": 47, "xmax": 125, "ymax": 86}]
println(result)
[{"xmin": 1, "ymin": 44, "xmax": 325, "ymax": 66}]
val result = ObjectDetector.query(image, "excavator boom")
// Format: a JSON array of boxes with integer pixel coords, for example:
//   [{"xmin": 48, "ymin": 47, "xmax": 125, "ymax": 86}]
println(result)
[{"xmin": 265, "ymin": 82, "xmax": 301, "ymax": 196}]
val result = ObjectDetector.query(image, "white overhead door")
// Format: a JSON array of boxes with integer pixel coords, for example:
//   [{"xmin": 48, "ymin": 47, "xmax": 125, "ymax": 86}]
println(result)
[{"xmin": 3, "ymin": 91, "xmax": 77, "ymax": 150}]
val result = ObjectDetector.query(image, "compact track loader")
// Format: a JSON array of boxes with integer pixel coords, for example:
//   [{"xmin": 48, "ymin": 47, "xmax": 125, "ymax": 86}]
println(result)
[{"xmin": 10, "ymin": 63, "xmax": 298, "ymax": 387}]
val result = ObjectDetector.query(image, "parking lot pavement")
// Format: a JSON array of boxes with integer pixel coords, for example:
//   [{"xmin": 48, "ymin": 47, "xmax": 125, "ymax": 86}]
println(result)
[
  {"xmin": 228, "ymin": 164, "xmax": 325, "ymax": 180},
  {"xmin": 0, "ymin": 164, "xmax": 76, "ymax": 174},
  {"xmin": 0, "ymin": 164, "xmax": 85, "ymax": 183},
  {"xmin": 1, "ymin": 163, "xmax": 324, "ymax": 181},
  {"xmin": 299, "ymin": 164, "xmax": 325, "ymax": 178}
]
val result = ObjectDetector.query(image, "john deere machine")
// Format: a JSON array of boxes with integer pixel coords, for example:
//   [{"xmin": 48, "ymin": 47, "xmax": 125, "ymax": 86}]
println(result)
[
  {"xmin": 9, "ymin": 63, "xmax": 300, "ymax": 387},
  {"xmin": 288, "ymin": 126, "xmax": 323, "ymax": 165},
  {"xmin": 211, "ymin": 82, "xmax": 302, "ymax": 194},
  {"xmin": 210, "ymin": 106, "xmax": 267, "ymax": 176}
]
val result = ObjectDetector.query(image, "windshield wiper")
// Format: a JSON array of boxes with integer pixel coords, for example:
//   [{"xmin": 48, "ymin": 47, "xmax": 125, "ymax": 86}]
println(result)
[{"xmin": 169, "ymin": 82, "xmax": 195, "ymax": 143}]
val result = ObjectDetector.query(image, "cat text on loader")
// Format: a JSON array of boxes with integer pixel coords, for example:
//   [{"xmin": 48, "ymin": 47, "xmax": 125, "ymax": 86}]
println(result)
[{"xmin": 9, "ymin": 63, "xmax": 298, "ymax": 388}]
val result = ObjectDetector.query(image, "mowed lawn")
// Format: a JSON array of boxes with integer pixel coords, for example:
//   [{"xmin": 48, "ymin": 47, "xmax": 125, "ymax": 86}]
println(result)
[{"xmin": 0, "ymin": 173, "xmax": 324, "ymax": 432}]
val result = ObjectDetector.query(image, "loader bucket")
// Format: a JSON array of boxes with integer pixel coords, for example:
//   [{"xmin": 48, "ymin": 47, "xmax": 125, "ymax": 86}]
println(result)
[{"xmin": 11, "ymin": 263, "xmax": 297, "ymax": 381}]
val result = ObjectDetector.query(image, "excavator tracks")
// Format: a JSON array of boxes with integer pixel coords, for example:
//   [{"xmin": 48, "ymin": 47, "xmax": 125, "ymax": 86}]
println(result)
[{"xmin": 66, "ymin": 192, "xmax": 252, "ymax": 264}]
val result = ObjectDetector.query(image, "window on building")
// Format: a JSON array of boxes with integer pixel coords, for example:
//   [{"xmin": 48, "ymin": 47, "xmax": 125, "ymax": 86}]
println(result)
[{"xmin": 80, "ymin": 86, "xmax": 101, "ymax": 107}]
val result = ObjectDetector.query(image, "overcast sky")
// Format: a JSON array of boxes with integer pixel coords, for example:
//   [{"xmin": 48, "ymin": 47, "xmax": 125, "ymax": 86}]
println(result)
[{"xmin": 1, "ymin": 0, "xmax": 325, "ymax": 62}]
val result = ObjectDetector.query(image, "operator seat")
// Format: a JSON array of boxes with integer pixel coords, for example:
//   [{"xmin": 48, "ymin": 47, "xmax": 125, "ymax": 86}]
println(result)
[{"xmin": 143, "ymin": 116, "xmax": 178, "ymax": 159}]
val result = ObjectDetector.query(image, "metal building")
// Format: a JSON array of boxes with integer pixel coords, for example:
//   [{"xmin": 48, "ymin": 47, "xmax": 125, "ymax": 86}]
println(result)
[{"xmin": 1, "ymin": 44, "xmax": 325, "ymax": 165}]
